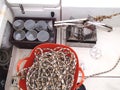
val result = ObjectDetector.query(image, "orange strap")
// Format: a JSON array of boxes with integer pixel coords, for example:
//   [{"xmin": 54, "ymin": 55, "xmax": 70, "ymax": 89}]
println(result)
[
  {"xmin": 17, "ymin": 57, "xmax": 28, "ymax": 72},
  {"xmin": 75, "ymin": 67, "xmax": 85, "ymax": 89}
]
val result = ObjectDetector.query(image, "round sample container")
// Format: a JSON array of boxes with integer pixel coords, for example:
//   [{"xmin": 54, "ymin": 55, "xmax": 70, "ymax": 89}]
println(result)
[
  {"xmin": 25, "ymin": 30, "xmax": 37, "ymax": 41},
  {"xmin": 13, "ymin": 20, "xmax": 24, "ymax": 30},
  {"xmin": 37, "ymin": 30, "xmax": 50, "ymax": 42},
  {"xmin": 35, "ymin": 21, "xmax": 48, "ymax": 31},
  {"xmin": 13, "ymin": 30, "xmax": 25, "ymax": 41},
  {"xmin": 24, "ymin": 19, "xmax": 35, "ymax": 30}
]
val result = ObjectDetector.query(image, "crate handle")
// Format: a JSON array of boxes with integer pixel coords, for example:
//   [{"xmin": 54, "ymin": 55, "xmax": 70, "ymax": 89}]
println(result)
[
  {"xmin": 75, "ymin": 67, "xmax": 85, "ymax": 89},
  {"xmin": 17, "ymin": 57, "xmax": 28, "ymax": 72}
]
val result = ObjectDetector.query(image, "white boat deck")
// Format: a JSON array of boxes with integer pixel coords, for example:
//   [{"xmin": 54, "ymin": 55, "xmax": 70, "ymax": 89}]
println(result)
[{"xmin": 5, "ymin": 28, "xmax": 120, "ymax": 90}]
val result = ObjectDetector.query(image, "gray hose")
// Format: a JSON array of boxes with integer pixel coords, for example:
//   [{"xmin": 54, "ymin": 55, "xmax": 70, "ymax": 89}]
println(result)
[{"xmin": 0, "ymin": 49, "xmax": 10, "ymax": 66}]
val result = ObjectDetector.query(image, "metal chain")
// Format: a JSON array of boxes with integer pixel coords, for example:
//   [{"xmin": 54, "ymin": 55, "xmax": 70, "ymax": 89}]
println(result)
[
  {"xmin": 16, "ymin": 47, "xmax": 77, "ymax": 90},
  {"xmin": 85, "ymin": 57, "xmax": 120, "ymax": 79},
  {"xmin": 93, "ymin": 12, "xmax": 120, "ymax": 22}
]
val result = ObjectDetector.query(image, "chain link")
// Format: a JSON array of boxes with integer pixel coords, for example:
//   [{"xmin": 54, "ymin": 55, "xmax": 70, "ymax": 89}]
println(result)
[{"xmin": 93, "ymin": 13, "xmax": 120, "ymax": 22}]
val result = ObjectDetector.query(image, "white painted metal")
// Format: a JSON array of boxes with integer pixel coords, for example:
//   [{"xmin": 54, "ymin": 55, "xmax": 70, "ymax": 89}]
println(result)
[
  {"xmin": 7, "ymin": 0, "xmax": 60, "ymax": 20},
  {"xmin": 7, "ymin": 0, "xmax": 60, "ymax": 8},
  {"xmin": 2, "ymin": 0, "xmax": 120, "ymax": 90}
]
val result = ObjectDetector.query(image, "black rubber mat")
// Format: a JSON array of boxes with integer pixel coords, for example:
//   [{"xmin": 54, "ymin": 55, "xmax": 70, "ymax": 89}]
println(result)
[
  {"xmin": 0, "ymin": 66, "xmax": 8, "ymax": 90},
  {"xmin": 0, "ymin": 47, "xmax": 12, "ymax": 90}
]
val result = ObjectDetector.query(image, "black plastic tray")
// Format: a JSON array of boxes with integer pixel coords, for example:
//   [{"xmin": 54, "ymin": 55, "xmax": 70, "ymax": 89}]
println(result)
[{"xmin": 9, "ymin": 17, "xmax": 57, "ymax": 49}]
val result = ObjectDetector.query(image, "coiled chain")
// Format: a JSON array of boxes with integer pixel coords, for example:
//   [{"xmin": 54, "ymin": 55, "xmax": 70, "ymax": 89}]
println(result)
[{"xmin": 17, "ymin": 47, "xmax": 77, "ymax": 90}]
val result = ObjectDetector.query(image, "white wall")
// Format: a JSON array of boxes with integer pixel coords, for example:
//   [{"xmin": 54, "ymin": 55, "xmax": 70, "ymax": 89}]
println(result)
[
  {"xmin": 0, "ymin": 0, "xmax": 4, "ymax": 9},
  {"xmin": 11, "ymin": 7, "xmax": 60, "ymax": 20},
  {"xmin": 7, "ymin": 0, "xmax": 61, "ymax": 20},
  {"xmin": 62, "ymin": 0, "xmax": 120, "ymax": 8},
  {"xmin": 62, "ymin": 0, "xmax": 120, "ymax": 27},
  {"xmin": 62, "ymin": 7, "xmax": 120, "ymax": 27},
  {"xmin": 0, "ymin": 0, "xmax": 13, "ymax": 47}
]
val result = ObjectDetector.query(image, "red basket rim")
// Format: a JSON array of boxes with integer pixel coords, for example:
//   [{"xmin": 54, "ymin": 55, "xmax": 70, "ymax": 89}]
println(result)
[{"xmin": 17, "ymin": 43, "xmax": 84, "ymax": 90}]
